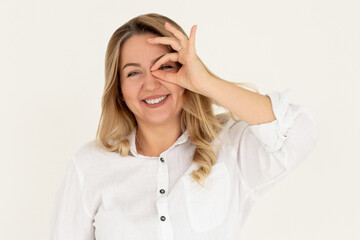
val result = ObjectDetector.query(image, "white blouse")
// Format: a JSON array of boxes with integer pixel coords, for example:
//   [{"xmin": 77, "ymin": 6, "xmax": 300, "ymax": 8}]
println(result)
[{"xmin": 50, "ymin": 89, "xmax": 318, "ymax": 240}]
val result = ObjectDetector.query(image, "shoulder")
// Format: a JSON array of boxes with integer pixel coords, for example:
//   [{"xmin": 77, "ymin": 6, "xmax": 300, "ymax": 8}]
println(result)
[
  {"xmin": 71, "ymin": 140, "xmax": 123, "ymax": 173},
  {"xmin": 74, "ymin": 140, "xmax": 106, "ymax": 160}
]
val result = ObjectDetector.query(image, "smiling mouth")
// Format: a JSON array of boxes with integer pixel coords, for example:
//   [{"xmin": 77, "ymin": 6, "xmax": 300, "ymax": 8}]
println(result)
[{"xmin": 143, "ymin": 94, "xmax": 169, "ymax": 104}]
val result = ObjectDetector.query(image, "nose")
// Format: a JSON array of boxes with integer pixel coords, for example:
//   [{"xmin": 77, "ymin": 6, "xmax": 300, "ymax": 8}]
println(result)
[{"xmin": 143, "ymin": 70, "xmax": 161, "ymax": 90}]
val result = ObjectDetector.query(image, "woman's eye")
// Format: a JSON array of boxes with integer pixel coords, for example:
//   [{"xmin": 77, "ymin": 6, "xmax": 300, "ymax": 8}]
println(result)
[
  {"xmin": 159, "ymin": 65, "xmax": 172, "ymax": 70},
  {"xmin": 127, "ymin": 71, "xmax": 139, "ymax": 77}
]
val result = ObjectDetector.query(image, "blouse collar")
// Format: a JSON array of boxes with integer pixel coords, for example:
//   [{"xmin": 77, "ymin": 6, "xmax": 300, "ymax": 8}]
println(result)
[{"xmin": 128, "ymin": 128, "xmax": 190, "ymax": 159}]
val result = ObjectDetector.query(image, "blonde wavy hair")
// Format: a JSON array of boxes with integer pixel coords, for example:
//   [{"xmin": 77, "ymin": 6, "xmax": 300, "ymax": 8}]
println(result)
[{"xmin": 95, "ymin": 13, "xmax": 258, "ymax": 187}]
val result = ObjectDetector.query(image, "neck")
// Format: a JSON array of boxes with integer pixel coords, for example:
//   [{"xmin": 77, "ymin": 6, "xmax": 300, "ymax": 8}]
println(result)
[{"xmin": 136, "ymin": 118, "xmax": 183, "ymax": 157}]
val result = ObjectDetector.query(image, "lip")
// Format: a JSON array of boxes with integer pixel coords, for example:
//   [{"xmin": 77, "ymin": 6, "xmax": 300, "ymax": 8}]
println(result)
[{"xmin": 142, "ymin": 94, "xmax": 169, "ymax": 101}]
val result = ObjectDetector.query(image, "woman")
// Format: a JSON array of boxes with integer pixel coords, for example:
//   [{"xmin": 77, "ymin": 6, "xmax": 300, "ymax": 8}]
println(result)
[{"xmin": 50, "ymin": 13, "xmax": 318, "ymax": 239}]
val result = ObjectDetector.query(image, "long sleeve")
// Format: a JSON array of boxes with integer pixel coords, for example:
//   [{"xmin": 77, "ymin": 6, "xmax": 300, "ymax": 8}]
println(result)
[
  {"xmin": 232, "ymin": 89, "xmax": 319, "ymax": 199},
  {"xmin": 49, "ymin": 156, "xmax": 95, "ymax": 240}
]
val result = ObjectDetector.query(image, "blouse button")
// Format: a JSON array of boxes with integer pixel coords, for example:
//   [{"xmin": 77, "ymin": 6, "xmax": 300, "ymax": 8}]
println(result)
[
  {"xmin": 160, "ymin": 157, "xmax": 165, "ymax": 162},
  {"xmin": 160, "ymin": 189, "xmax": 165, "ymax": 194},
  {"xmin": 160, "ymin": 216, "xmax": 166, "ymax": 221}
]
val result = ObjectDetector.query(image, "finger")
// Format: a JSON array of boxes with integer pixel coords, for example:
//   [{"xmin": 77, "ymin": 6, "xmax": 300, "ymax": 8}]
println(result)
[
  {"xmin": 150, "ymin": 52, "xmax": 179, "ymax": 71},
  {"xmin": 164, "ymin": 22, "xmax": 188, "ymax": 45},
  {"xmin": 151, "ymin": 69, "xmax": 178, "ymax": 85},
  {"xmin": 189, "ymin": 25, "xmax": 197, "ymax": 54},
  {"xmin": 147, "ymin": 37, "xmax": 183, "ymax": 52}
]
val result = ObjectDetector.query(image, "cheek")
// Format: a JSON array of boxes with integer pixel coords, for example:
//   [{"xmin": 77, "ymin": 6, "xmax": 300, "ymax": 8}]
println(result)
[
  {"xmin": 172, "ymin": 86, "xmax": 186, "ymax": 105},
  {"xmin": 121, "ymin": 82, "xmax": 138, "ymax": 99},
  {"xmin": 171, "ymin": 84, "xmax": 185, "ymax": 96},
  {"xmin": 177, "ymin": 88, "xmax": 186, "ymax": 101}
]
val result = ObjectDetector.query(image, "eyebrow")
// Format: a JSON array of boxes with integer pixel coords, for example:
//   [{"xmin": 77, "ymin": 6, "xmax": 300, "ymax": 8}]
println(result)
[{"xmin": 121, "ymin": 53, "xmax": 166, "ymax": 71}]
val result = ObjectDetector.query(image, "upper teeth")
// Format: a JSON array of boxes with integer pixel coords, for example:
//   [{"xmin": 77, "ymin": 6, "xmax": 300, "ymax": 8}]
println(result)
[{"xmin": 144, "ymin": 95, "xmax": 168, "ymax": 104}]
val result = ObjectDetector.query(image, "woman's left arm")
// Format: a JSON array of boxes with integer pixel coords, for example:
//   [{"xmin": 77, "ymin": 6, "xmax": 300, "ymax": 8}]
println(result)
[
  {"xmin": 148, "ymin": 22, "xmax": 275, "ymax": 125},
  {"xmin": 195, "ymin": 75, "xmax": 276, "ymax": 126}
]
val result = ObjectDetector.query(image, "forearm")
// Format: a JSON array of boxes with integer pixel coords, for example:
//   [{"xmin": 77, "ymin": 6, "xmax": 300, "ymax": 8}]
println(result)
[{"xmin": 198, "ymin": 75, "xmax": 276, "ymax": 126}]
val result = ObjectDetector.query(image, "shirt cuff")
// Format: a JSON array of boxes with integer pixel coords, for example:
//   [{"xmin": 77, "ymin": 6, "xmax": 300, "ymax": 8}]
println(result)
[{"xmin": 248, "ymin": 89, "xmax": 295, "ymax": 152}]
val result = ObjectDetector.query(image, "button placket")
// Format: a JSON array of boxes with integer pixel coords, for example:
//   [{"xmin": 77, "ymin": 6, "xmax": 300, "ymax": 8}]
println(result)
[{"xmin": 156, "ymin": 155, "xmax": 174, "ymax": 239}]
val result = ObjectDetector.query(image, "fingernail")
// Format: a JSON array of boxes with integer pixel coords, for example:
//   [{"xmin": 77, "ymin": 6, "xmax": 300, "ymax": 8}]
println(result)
[{"xmin": 147, "ymin": 38, "xmax": 154, "ymax": 42}]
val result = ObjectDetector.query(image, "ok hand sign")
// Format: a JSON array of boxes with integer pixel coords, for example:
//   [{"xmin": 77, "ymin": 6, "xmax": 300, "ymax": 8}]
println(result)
[{"xmin": 147, "ymin": 22, "xmax": 210, "ymax": 94}]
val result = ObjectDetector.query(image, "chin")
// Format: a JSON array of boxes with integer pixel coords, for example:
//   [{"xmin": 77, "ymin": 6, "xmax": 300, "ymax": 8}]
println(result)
[{"xmin": 142, "ymin": 112, "xmax": 181, "ymax": 126}]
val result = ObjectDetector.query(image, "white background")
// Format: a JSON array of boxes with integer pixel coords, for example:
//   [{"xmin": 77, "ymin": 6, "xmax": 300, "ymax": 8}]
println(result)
[{"xmin": 1, "ymin": 0, "xmax": 359, "ymax": 239}]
